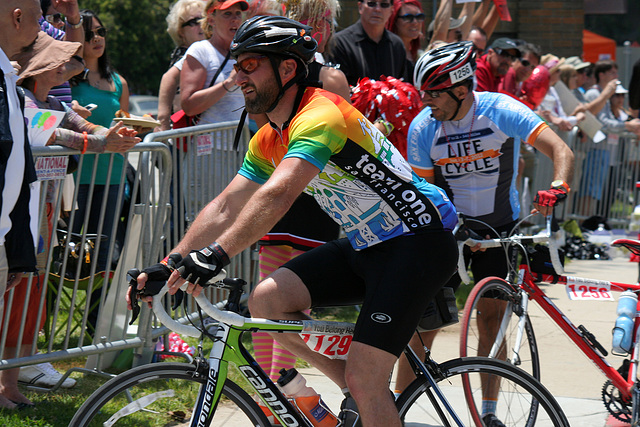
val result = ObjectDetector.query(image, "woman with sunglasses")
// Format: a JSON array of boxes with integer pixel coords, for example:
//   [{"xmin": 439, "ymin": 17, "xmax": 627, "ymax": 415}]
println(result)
[
  {"xmin": 69, "ymin": 9, "xmax": 137, "ymax": 333},
  {"xmin": 386, "ymin": 0, "xmax": 425, "ymax": 68},
  {"xmin": 156, "ymin": 0, "xmax": 206, "ymax": 131},
  {"xmin": 179, "ymin": 0, "xmax": 248, "ymax": 127}
]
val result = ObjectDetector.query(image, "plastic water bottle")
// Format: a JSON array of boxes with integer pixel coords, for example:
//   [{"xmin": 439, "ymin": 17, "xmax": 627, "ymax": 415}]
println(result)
[
  {"xmin": 612, "ymin": 291, "xmax": 638, "ymax": 353},
  {"xmin": 277, "ymin": 368, "xmax": 338, "ymax": 427}
]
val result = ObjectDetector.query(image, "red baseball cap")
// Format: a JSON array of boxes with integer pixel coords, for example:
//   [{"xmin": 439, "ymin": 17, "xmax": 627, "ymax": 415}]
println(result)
[{"xmin": 210, "ymin": 0, "xmax": 249, "ymax": 12}]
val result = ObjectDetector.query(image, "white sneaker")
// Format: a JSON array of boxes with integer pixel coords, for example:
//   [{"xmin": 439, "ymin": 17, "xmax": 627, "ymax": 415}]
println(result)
[{"xmin": 18, "ymin": 363, "xmax": 76, "ymax": 388}]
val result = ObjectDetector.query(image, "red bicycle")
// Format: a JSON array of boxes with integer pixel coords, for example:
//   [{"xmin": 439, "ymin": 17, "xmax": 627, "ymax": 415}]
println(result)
[{"xmin": 457, "ymin": 214, "xmax": 640, "ymax": 424}]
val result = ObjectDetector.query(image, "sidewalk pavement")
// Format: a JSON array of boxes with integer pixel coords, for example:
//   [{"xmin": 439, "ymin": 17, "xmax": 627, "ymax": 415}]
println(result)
[{"xmin": 299, "ymin": 256, "xmax": 640, "ymax": 426}]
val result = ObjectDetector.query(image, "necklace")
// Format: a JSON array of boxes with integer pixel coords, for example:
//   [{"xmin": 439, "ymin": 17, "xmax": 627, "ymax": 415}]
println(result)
[{"xmin": 440, "ymin": 97, "xmax": 477, "ymax": 158}]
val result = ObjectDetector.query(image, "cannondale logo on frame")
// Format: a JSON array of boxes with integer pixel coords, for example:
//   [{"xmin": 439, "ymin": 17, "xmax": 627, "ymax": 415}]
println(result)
[{"xmin": 371, "ymin": 312, "xmax": 392, "ymax": 323}]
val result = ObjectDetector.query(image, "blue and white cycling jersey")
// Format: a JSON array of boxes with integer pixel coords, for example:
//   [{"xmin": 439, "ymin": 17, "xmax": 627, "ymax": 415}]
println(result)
[{"xmin": 407, "ymin": 91, "xmax": 548, "ymax": 228}]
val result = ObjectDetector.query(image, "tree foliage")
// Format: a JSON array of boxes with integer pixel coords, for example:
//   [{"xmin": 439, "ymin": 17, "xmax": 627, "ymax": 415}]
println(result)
[{"xmin": 81, "ymin": 0, "xmax": 175, "ymax": 95}]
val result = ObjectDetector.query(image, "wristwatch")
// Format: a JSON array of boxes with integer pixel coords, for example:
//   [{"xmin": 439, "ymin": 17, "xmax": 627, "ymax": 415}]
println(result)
[
  {"xmin": 551, "ymin": 179, "xmax": 570, "ymax": 193},
  {"xmin": 65, "ymin": 16, "xmax": 83, "ymax": 29}
]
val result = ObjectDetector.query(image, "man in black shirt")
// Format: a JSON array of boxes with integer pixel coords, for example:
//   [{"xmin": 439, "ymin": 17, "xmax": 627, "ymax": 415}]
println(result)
[{"xmin": 326, "ymin": 0, "xmax": 408, "ymax": 86}]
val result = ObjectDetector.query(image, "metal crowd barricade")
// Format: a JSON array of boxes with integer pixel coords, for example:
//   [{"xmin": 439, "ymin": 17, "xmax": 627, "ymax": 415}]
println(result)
[
  {"xmin": 0, "ymin": 142, "xmax": 171, "ymax": 379},
  {"xmin": 0, "ymin": 120, "xmax": 252, "ymax": 377},
  {"xmin": 134, "ymin": 121, "xmax": 252, "ymax": 366},
  {"xmin": 525, "ymin": 125, "xmax": 640, "ymax": 230},
  {"xmin": 566, "ymin": 131, "xmax": 640, "ymax": 228}
]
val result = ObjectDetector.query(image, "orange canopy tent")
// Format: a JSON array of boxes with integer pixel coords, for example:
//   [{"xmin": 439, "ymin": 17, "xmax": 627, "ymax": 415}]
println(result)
[{"xmin": 583, "ymin": 29, "xmax": 616, "ymax": 63}]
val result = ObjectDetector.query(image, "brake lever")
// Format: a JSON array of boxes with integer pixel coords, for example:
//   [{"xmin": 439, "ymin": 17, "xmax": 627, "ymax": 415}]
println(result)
[{"xmin": 127, "ymin": 269, "xmax": 141, "ymax": 325}]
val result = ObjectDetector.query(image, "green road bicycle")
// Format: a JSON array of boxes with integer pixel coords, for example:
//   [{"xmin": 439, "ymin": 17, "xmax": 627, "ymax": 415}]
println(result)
[{"xmin": 70, "ymin": 271, "xmax": 568, "ymax": 426}]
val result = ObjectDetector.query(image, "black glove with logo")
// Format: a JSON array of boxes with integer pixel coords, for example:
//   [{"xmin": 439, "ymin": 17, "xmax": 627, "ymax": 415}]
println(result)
[
  {"xmin": 176, "ymin": 242, "xmax": 230, "ymax": 286},
  {"xmin": 127, "ymin": 253, "xmax": 182, "ymax": 324}
]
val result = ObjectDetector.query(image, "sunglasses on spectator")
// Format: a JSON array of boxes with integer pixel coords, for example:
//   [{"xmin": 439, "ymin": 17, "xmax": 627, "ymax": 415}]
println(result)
[
  {"xmin": 233, "ymin": 55, "xmax": 268, "ymax": 75},
  {"xmin": 519, "ymin": 59, "xmax": 532, "ymax": 67},
  {"xmin": 181, "ymin": 17, "xmax": 201, "ymax": 28},
  {"xmin": 398, "ymin": 13, "xmax": 426, "ymax": 23},
  {"xmin": 493, "ymin": 48, "xmax": 518, "ymax": 60},
  {"xmin": 363, "ymin": 1, "xmax": 392, "ymax": 9},
  {"xmin": 85, "ymin": 27, "xmax": 107, "ymax": 42},
  {"xmin": 45, "ymin": 13, "xmax": 64, "ymax": 25}
]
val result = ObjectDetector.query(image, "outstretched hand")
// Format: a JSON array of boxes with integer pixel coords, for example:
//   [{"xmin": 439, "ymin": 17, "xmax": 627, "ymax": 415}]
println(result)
[{"xmin": 105, "ymin": 121, "xmax": 140, "ymax": 152}]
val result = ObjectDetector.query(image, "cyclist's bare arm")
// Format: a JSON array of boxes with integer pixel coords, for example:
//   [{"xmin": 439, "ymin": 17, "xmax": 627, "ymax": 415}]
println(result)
[
  {"xmin": 530, "ymin": 127, "xmax": 575, "ymax": 216},
  {"xmin": 167, "ymin": 157, "xmax": 321, "ymax": 296}
]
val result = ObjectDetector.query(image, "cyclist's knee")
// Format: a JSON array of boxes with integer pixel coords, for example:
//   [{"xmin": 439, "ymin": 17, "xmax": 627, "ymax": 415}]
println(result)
[{"xmin": 248, "ymin": 272, "xmax": 311, "ymax": 317}]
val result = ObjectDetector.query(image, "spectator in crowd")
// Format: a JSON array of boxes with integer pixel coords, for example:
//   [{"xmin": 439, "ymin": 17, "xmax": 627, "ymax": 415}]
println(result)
[
  {"xmin": 0, "ymin": 0, "xmax": 42, "ymax": 411},
  {"xmin": 628, "ymin": 57, "xmax": 640, "ymax": 118},
  {"xmin": 563, "ymin": 56, "xmax": 616, "ymax": 117},
  {"xmin": 386, "ymin": 0, "xmax": 425, "ymax": 69},
  {"xmin": 156, "ymin": 0, "xmax": 205, "ymax": 131},
  {"xmin": 70, "ymin": 9, "xmax": 135, "ymax": 332},
  {"xmin": 469, "ymin": 0, "xmax": 500, "ymax": 40},
  {"xmin": 10, "ymin": 32, "xmax": 139, "ymax": 397},
  {"xmin": 403, "ymin": 42, "xmax": 574, "ymax": 425},
  {"xmin": 565, "ymin": 56, "xmax": 590, "ymax": 98},
  {"xmin": 475, "ymin": 37, "xmax": 520, "ymax": 92},
  {"xmin": 248, "ymin": 2, "xmax": 346, "ymax": 422},
  {"xmin": 326, "ymin": 0, "xmax": 408, "ymax": 86},
  {"xmin": 586, "ymin": 60, "xmax": 640, "ymax": 134},
  {"xmin": 538, "ymin": 55, "xmax": 585, "ymax": 132},
  {"xmin": 467, "ymin": 25, "xmax": 487, "ymax": 57},
  {"xmin": 426, "ymin": 0, "xmax": 474, "ymax": 49},
  {"xmin": 39, "ymin": 0, "xmax": 89, "ymax": 117},
  {"xmin": 499, "ymin": 42, "xmax": 541, "ymax": 99},
  {"xmin": 179, "ymin": 0, "xmax": 248, "ymax": 223},
  {"xmin": 611, "ymin": 84, "xmax": 632, "ymax": 123},
  {"xmin": 179, "ymin": 0, "xmax": 247, "ymax": 125}
]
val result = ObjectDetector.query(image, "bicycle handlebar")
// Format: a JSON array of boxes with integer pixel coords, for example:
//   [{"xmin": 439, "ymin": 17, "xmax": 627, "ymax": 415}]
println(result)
[
  {"xmin": 151, "ymin": 269, "xmax": 248, "ymax": 337},
  {"xmin": 457, "ymin": 215, "xmax": 564, "ymax": 285}
]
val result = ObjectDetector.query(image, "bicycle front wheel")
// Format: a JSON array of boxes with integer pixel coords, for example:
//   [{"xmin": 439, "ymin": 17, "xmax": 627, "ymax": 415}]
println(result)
[
  {"xmin": 396, "ymin": 357, "xmax": 568, "ymax": 426},
  {"xmin": 460, "ymin": 277, "xmax": 540, "ymax": 380},
  {"xmin": 70, "ymin": 362, "xmax": 270, "ymax": 427}
]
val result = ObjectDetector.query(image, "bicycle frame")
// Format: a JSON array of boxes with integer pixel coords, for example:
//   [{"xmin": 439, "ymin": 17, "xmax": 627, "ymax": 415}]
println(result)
[
  {"xmin": 152, "ymin": 282, "xmax": 468, "ymax": 427},
  {"xmin": 506, "ymin": 264, "xmax": 640, "ymax": 403}
]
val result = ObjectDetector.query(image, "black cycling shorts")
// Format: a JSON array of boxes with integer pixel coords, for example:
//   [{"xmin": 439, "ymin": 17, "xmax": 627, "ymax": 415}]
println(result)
[{"xmin": 282, "ymin": 230, "xmax": 458, "ymax": 357}]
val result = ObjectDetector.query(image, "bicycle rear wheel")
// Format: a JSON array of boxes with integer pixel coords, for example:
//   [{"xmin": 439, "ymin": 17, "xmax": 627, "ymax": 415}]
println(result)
[
  {"xmin": 396, "ymin": 357, "xmax": 568, "ymax": 426},
  {"xmin": 69, "ymin": 362, "xmax": 270, "ymax": 426},
  {"xmin": 460, "ymin": 277, "xmax": 540, "ymax": 380}
]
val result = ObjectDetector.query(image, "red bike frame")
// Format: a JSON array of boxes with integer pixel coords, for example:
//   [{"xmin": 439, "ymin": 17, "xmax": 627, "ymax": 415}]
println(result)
[{"xmin": 516, "ymin": 266, "xmax": 640, "ymax": 400}]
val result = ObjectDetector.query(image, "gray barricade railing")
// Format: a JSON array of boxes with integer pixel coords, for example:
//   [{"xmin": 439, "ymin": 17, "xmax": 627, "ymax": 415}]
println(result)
[
  {"xmin": 1, "ymin": 142, "xmax": 172, "ymax": 376},
  {"xmin": 525, "ymin": 125, "xmax": 639, "ymax": 230},
  {"xmin": 135, "ymin": 121, "xmax": 253, "ymax": 366},
  {"xmin": 0, "ymin": 121, "xmax": 253, "ymax": 379}
]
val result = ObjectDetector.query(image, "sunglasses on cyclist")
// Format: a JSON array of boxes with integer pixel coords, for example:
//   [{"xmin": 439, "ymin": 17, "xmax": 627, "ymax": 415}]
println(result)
[
  {"xmin": 363, "ymin": 1, "xmax": 391, "ymax": 9},
  {"xmin": 85, "ymin": 27, "xmax": 107, "ymax": 42},
  {"xmin": 398, "ymin": 13, "xmax": 426, "ymax": 23},
  {"xmin": 181, "ymin": 17, "xmax": 201, "ymax": 28},
  {"xmin": 45, "ymin": 13, "xmax": 64, "ymax": 25},
  {"xmin": 420, "ymin": 89, "xmax": 444, "ymax": 99},
  {"xmin": 233, "ymin": 55, "xmax": 268, "ymax": 75}
]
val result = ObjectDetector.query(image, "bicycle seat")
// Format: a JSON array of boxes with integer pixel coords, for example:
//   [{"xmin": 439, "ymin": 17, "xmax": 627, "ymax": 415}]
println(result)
[{"xmin": 612, "ymin": 238, "xmax": 640, "ymax": 256}]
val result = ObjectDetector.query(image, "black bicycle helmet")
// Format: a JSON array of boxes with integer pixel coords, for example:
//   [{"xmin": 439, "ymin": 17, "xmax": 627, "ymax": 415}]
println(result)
[
  {"xmin": 414, "ymin": 41, "xmax": 476, "ymax": 92},
  {"xmin": 231, "ymin": 15, "xmax": 317, "ymax": 65}
]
